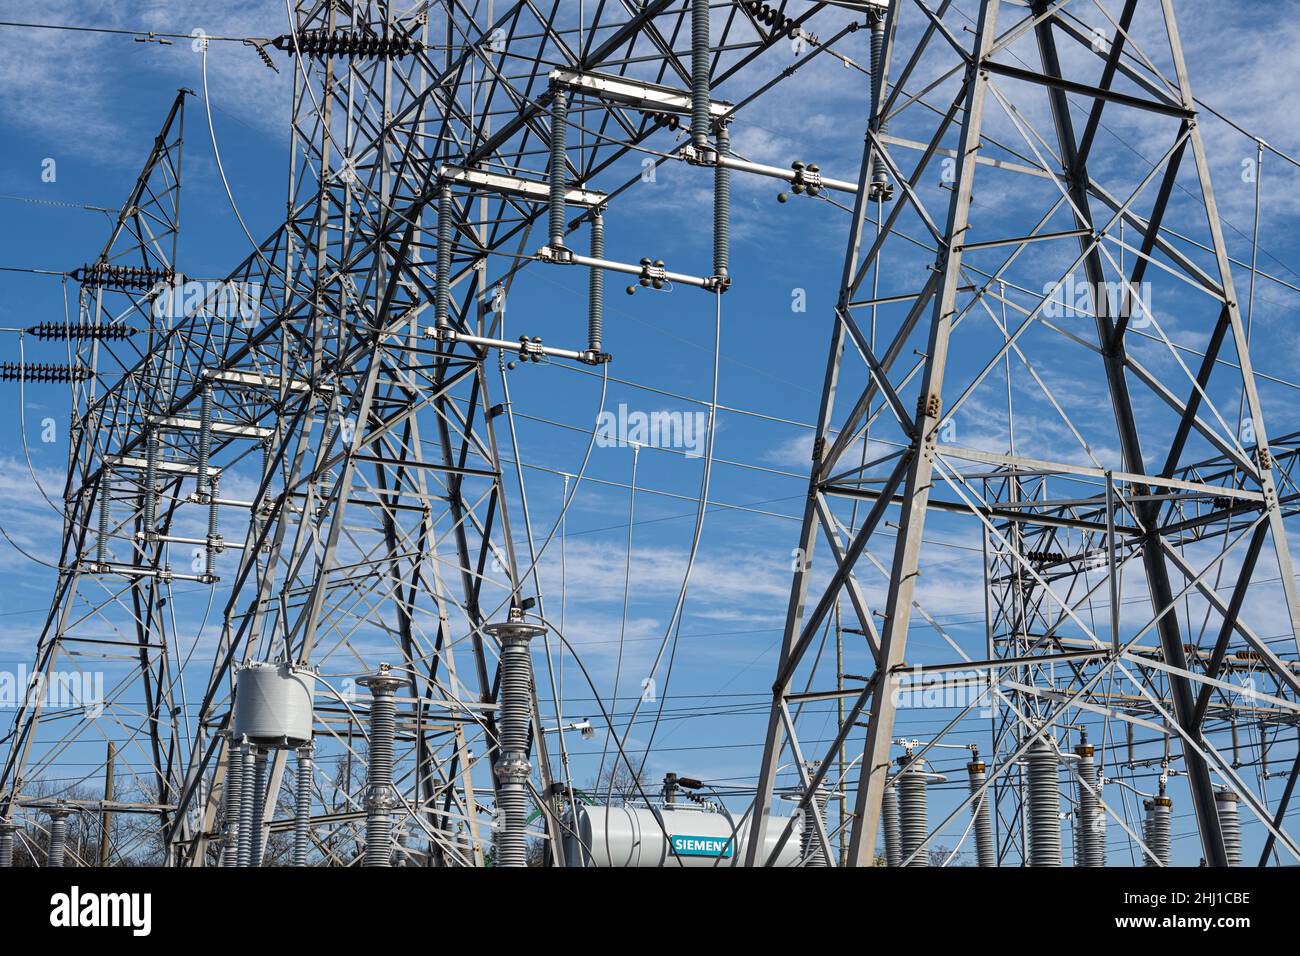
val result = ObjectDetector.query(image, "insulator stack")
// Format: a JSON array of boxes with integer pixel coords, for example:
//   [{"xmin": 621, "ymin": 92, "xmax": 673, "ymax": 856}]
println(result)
[
  {"xmin": 270, "ymin": 28, "xmax": 424, "ymax": 59},
  {"xmin": 588, "ymin": 211, "xmax": 604, "ymax": 352},
  {"xmin": 197, "ymin": 380, "xmax": 214, "ymax": 498},
  {"xmin": 248, "ymin": 749, "xmax": 269, "ymax": 866},
  {"xmin": 73, "ymin": 262, "xmax": 173, "ymax": 290},
  {"xmin": 45, "ymin": 808, "xmax": 70, "ymax": 867},
  {"xmin": 435, "ymin": 182, "xmax": 453, "ymax": 330},
  {"xmin": 486, "ymin": 609, "xmax": 545, "ymax": 868},
  {"xmin": 1026, "ymin": 736, "xmax": 1062, "ymax": 867},
  {"xmin": 96, "ymin": 473, "xmax": 112, "ymax": 567},
  {"xmin": 967, "ymin": 760, "xmax": 995, "ymax": 867},
  {"xmin": 896, "ymin": 758, "xmax": 931, "ymax": 867},
  {"xmin": 867, "ymin": 6, "xmax": 891, "ymax": 199},
  {"xmin": 361, "ymin": 665, "xmax": 403, "ymax": 867},
  {"xmin": 1216, "ymin": 788, "xmax": 1242, "ymax": 866},
  {"xmin": 548, "ymin": 88, "xmax": 569, "ymax": 251},
  {"xmin": 1143, "ymin": 795, "xmax": 1172, "ymax": 867},
  {"xmin": 236, "ymin": 742, "xmax": 255, "ymax": 867},
  {"xmin": 221, "ymin": 739, "xmax": 244, "ymax": 867},
  {"xmin": 882, "ymin": 784, "xmax": 902, "ymax": 867},
  {"xmin": 713, "ymin": 124, "xmax": 731, "ymax": 286},
  {"xmin": 293, "ymin": 744, "xmax": 313, "ymax": 867},
  {"xmin": 0, "ymin": 821, "xmax": 15, "ymax": 867},
  {"xmin": 0, "ymin": 363, "xmax": 93, "ymax": 383},
  {"xmin": 1074, "ymin": 742, "xmax": 1104, "ymax": 866},
  {"xmin": 205, "ymin": 474, "xmax": 221, "ymax": 578},
  {"xmin": 26, "ymin": 321, "xmax": 135, "ymax": 341},
  {"xmin": 143, "ymin": 427, "xmax": 160, "ymax": 533},
  {"xmin": 690, "ymin": 0, "xmax": 711, "ymax": 151},
  {"xmin": 798, "ymin": 768, "xmax": 830, "ymax": 867}
]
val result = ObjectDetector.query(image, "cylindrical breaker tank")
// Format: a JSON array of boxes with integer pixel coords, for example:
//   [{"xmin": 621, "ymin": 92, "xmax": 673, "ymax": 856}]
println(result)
[{"xmin": 232, "ymin": 660, "xmax": 316, "ymax": 748}]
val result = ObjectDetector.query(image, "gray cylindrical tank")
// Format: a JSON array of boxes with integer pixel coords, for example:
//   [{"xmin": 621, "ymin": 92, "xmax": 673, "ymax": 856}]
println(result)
[
  {"xmin": 565, "ymin": 804, "xmax": 803, "ymax": 867},
  {"xmin": 232, "ymin": 661, "xmax": 315, "ymax": 747}
]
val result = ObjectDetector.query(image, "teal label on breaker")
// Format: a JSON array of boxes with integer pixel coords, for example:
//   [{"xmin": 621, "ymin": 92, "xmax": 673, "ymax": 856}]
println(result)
[{"xmin": 671, "ymin": 834, "xmax": 734, "ymax": 858}]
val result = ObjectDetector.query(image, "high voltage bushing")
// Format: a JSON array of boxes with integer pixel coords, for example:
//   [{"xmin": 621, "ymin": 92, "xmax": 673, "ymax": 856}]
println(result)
[
  {"xmin": 26, "ymin": 321, "xmax": 135, "ymax": 341},
  {"xmin": 45, "ymin": 805, "xmax": 72, "ymax": 867},
  {"xmin": 588, "ymin": 210, "xmax": 604, "ymax": 353},
  {"xmin": 143, "ymin": 427, "xmax": 160, "ymax": 534},
  {"xmin": 547, "ymin": 87, "xmax": 571, "ymax": 258},
  {"xmin": 896, "ymin": 756, "xmax": 944, "ymax": 866},
  {"xmin": 1216, "ymin": 788, "xmax": 1242, "ymax": 866},
  {"xmin": 0, "ymin": 363, "xmax": 93, "ymax": 383},
  {"xmin": 72, "ymin": 262, "xmax": 174, "ymax": 290},
  {"xmin": 881, "ymin": 785, "xmax": 901, "ymax": 867},
  {"xmin": 359, "ymin": 663, "xmax": 404, "ymax": 867},
  {"xmin": 248, "ymin": 748, "xmax": 269, "ymax": 866},
  {"xmin": 205, "ymin": 474, "xmax": 222, "ymax": 578},
  {"xmin": 798, "ymin": 765, "xmax": 830, "ymax": 867},
  {"xmin": 867, "ymin": 5, "xmax": 893, "ymax": 201},
  {"xmin": 690, "ymin": 0, "xmax": 712, "ymax": 153},
  {"xmin": 712, "ymin": 124, "xmax": 731, "ymax": 288},
  {"xmin": 485, "ymin": 608, "xmax": 546, "ymax": 868},
  {"xmin": 1026, "ymin": 735, "xmax": 1062, "ymax": 867},
  {"xmin": 435, "ymin": 182, "xmax": 453, "ymax": 330},
  {"xmin": 0, "ymin": 820, "xmax": 16, "ymax": 867},
  {"xmin": 1143, "ymin": 793, "xmax": 1172, "ymax": 867},
  {"xmin": 235, "ymin": 741, "xmax": 255, "ymax": 866},
  {"xmin": 967, "ymin": 759, "xmax": 995, "ymax": 867},
  {"xmin": 269, "ymin": 28, "xmax": 424, "ymax": 59},
  {"xmin": 293, "ymin": 743, "xmax": 314, "ymax": 867},
  {"xmin": 95, "ymin": 473, "xmax": 112, "ymax": 568},
  {"xmin": 196, "ymin": 380, "xmax": 214, "ymax": 499},
  {"xmin": 1074, "ymin": 740, "xmax": 1104, "ymax": 867},
  {"xmin": 220, "ymin": 736, "xmax": 244, "ymax": 868}
]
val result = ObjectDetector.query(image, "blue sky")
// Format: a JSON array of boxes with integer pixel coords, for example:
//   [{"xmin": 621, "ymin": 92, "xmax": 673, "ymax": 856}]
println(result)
[{"xmin": 3, "ymin": 1, "xmax": 1300, "ymax": 866}]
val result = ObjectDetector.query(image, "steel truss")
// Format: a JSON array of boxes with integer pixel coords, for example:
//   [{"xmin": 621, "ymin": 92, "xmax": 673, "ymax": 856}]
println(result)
[
  {"xmin": 749, "ymin": 0, "xmax": 1300, "ymax": 867},
  {"xmin": 1, "ymin": 0, "xmax": 870, "ymax": 866}
]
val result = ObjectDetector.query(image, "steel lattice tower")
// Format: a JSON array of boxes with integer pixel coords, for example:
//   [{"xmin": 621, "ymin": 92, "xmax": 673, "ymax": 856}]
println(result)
[{"xmin": 749, "ymin": 0, "xmax": 1300, "ymax": 867}]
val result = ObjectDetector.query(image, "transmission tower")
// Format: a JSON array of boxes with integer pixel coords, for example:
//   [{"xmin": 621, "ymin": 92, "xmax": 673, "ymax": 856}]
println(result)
[{"xmin": 749, "ymin": 0, "xmax": 1300, "ymax": 867}]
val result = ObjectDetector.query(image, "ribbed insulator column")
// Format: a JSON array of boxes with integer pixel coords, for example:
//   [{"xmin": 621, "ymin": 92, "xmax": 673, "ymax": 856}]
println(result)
[
  {"xmin": 96, "ymin": 472, "xmax": 112, "ymax": 566},
  {"xmin": 46, "ymin": 810, "xmax": 70, "ymax": 867},
  {"xmin": 435, "ymin": 182, "xmax": 453, "ymax": 329},
  {"xmin": 1216, "ymin": 789, "xmax": 1242, "ymax": 866},
  {"xmin": 968, "ymin": 760, "xmax": 995, "ymax": 867},
  {"xmin": 713, "ymin": 124, "xmax": 731, "ymax": 284},
  {"xmin": 897, "ymin": 761, "xmax": 930, "ymax": 867},
  {"xmin": 588, "ymin": 211, "xmax": 604, "ymax": 353},
  {"xmin": 221, "ymin": 739, "xmax": 244, "ymax": 867},
  {"xmin": 205, "ymin": 474, "xmax": 221, "ymax": 577},
  {"xmin": 1074, "ymin": 744, "xmax": 1103, "ymax": 867},
  {"xmin": 488, "ymin": 610, "xmax": 546, "ymax": 868},
  {"xmin": 248, "ymin": 749, "xmax": 268, "ymax": 866},
  {"xmin": 868, "ymin": 8, "xmax": 890, "ymax": 196},
  {"xmin": 882, "ymin": 785, "xmax": 902, "ymax": 867},
  {"xmin": 143, "ymin": 427, "xmax": 160, "ymax": 532},
  {"xmin": 690, "ymin": 0, "xmax": 711, "ymax": 150},
  {"xmin": 548, "ymin": 89, "xmax": 569, "ymax": 250},
  {"xmin": 1143, "ymin": 796, "xmax": 1172, "ymax": 867},
  {"xmin": 197, "ymin": 379, "xmax": 213, "ymax": 498},
  {"xmin": 293, "ymin": 744, "xmax": 313, "ymax": 867},
  {"xmin": 798, "ymin": 772, "xmax": 830, "ymax": 867},
  {"xmin": 362, "ymin": 666, "xmax": 402, "ymax": 867},
  {"xmin": 0, "ymin": 822, "xmax": 14, "ymax": 867},
  {"xmin": 236, "ymin": 742, "xmax": 256, "ymax": 866},
  {"xmin": 1026, "ymin": 736, "xmax": 1062, "ymax": 867}
]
